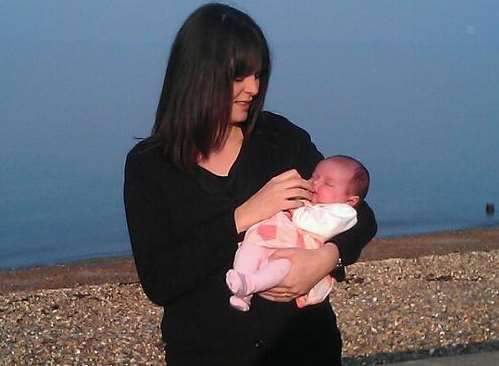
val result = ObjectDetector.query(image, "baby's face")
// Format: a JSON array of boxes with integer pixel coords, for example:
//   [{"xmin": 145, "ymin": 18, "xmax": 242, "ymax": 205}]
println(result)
[{"xmin": 310, "ymin": 160, "xmax": 355, "ymax": 205}]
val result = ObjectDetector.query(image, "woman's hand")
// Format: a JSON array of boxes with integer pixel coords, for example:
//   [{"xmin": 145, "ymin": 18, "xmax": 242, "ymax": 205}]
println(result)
[
  {"xmin": 234, "ymin": 169, "xmax": 313, "ymax": 233},
  {"xmin": 259, "ymin": 243, "xmax": 340, "ymax": 302}
]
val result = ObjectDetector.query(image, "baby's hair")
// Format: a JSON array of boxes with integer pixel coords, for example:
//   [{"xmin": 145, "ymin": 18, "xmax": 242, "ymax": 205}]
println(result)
[{"xmin": 326, "ymin": 155, "xmax": 370, "ymax": 201}]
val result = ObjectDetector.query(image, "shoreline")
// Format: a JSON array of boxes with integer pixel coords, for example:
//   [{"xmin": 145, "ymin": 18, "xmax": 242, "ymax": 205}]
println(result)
[
  {"xmin": 1, "ymin": 226, "xmax": 498, "ymax": 295},
  {"xmin": 0, "ymin": 227, "xmax": 499, "ymax": 295},
  {"xmin": 3, "ymin": 223, "xmax": 498, "ymax": 271}
]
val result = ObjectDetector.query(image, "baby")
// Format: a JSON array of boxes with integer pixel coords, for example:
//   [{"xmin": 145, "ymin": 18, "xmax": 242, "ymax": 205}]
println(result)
[{"xmin": 226, "ymin": 155, "xmax": 370, "ymax": 311}]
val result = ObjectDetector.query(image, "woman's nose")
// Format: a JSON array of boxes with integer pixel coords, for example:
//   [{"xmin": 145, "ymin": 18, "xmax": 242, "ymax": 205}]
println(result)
[{"xmin": 243, "ymin": 75, "xmax": 259, "ymax": 95}]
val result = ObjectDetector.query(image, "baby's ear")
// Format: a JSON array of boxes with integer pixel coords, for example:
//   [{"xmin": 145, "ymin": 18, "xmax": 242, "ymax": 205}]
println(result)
[{"xmin": 347, "ymin": 195, "xmax": 360, "ymax": 207}]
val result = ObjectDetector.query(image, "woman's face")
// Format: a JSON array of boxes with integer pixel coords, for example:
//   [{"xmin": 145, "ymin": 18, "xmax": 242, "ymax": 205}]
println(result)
[{"xmin": 231, "ymin": 74, "xmax": 260, "ymax": 123}]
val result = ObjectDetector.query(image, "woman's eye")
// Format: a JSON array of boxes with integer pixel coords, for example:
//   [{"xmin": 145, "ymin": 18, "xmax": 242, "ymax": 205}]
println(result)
[{"xmin": 235, "ymin": 72, "xmax": 261, "ymax": 82}]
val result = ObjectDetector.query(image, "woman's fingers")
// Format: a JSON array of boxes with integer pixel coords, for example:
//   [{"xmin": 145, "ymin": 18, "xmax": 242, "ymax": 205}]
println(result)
[
  {"xmin": 235, "ymin": 169, "xmax": 313, "ymax": 232},
  {"xmin": 272, "ymin": 176, "xmax": 313, "ymax": 203},
  {"xmin": 279, "ymin": 197, "xmax": 308, "ymax": 212},
  {"xmin": 259, "ymin": 281, "xmax": 302, "ymax": 302},
  {"xmin": 270, "ymin": 247, "xmax": 337, "ymax": 295},
  {"xmin": 283, "ymin": 188, "xmax": 313, "ymax": 202},
  {"xmin": 258, "ymin": 247, "xmax": 340, "ymax": 304},
  {"xmin": 259, "ymin": 289, "xmax": 298, "ymax": 302},
  {"xmin": 261, "ymin": 286, "xmax": 294, "ymax": 296},
  {"xmin": 271, "ymin": 170, "xmax": 313, "ymax": 193},
  {"xmin": 259, "ymin": 293, "xmax": 293, "ymax": 302},
  {"xmin": 270, "ymin": 169, "xmax": 301, "ymax": 183},
  {"xmin": 280, "ymin": 176, "xmax": 313, "ymax": 192}
]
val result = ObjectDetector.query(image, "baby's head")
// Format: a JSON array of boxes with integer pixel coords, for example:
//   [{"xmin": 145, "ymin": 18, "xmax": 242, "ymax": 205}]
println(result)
[{"xmin": 311, "ymin": 155, "xmax": 370, "ymax": 207}]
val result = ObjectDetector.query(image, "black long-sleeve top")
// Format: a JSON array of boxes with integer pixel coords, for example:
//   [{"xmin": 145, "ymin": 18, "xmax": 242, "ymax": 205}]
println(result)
[{"xmin": 124, "ymin": 112, "xmax": 377, "ymax": 366}]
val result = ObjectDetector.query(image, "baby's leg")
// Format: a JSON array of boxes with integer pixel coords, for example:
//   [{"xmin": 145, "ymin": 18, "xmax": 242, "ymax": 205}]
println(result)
[
  {"xmin": 228, "ymin": 256, "xmax": 291, "ymax": 296},
  {"xmin": 246, "ymin": 257, "xmax": 291, "ymax": 293},
  {"xmin": 228, "ymin": 258, "xmax": 292, "ymax": 312},
  {"xmin": 226, "ymin": 244, "xmax": 271, "ymax": 297},
  {"xmin": 233, "ymin": 243, "xmax": 269, "ymax": 273},
  {"xmin": 226, "ymin": 244, "xmax": 291, "ymax": 296}
]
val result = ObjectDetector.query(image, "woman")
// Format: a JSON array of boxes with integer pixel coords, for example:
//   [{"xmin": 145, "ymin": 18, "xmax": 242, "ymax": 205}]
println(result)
[{"xmin": 124, "ymin": 3, "xmax": 376, "ymax": 365}]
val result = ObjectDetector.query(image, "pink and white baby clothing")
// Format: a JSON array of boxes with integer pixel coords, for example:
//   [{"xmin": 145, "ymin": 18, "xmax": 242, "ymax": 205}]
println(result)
[{"xmin": 226, "ymin": 203, "xmax": 357, "ymax": 311}]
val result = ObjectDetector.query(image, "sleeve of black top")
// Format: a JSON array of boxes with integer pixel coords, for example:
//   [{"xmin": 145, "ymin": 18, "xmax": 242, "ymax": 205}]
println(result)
[
  {"xmin": 330, "ymin": 201, "xmax": 377, "ymax": 266},
  {"xmin": 124, "ymin": 153, "xmax": 239, "ymax": 307}
]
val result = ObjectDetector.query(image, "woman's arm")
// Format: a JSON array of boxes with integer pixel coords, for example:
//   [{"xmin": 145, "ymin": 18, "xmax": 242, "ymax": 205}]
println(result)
[
  {"xmin": 262, "ymin": 202, "xmax": 377, "ymax": 301},
  {"xmin": 234, "ymin": 169, "xmax": 314, "ymax": 232},
  {"xmin": 125, "ymin": 146, "xmax": 317, "ymax": 307},
  {"xmin": 262, "ymin": 244, "xmax": 340, "ymax": 301},
  {"xmin": 261, "ymin": 203, "xmax": 377, "ymax": 301},
  {"xmin": 124, "ymin": 151, "xmax": 239, "ymax": 307},
  {"xmin": 330, "ymin": 201, "xmax": 377, "ymax": 266}
]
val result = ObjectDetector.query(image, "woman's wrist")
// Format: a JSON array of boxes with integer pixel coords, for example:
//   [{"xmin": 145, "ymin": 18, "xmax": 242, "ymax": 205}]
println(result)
[
  {"xmin": 234, "ymin": 206, "xmax": 246, "ymax": 234},
  {"xmin": 234, "ymin": 203, "xmax": 256, "ymax": 234},
  {"xmin": 322, "ymin": 242, "xmax": 340, "ymax": 273}
]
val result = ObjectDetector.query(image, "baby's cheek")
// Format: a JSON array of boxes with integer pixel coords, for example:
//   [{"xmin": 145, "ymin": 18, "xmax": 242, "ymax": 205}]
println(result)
[{"xmin": 315, "ymin": 188, "xmax": 328, "ymax": 203}]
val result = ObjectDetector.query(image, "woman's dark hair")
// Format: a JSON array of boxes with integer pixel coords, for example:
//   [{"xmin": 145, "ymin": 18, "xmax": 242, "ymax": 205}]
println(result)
[{"xmin": 153, "ymin": 3, "xmax": 271, "ymax": 171}]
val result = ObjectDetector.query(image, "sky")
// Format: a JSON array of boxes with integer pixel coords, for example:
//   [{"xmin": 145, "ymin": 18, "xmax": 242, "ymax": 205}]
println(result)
[{"xmin": 1, "ymin": 1, "xmax": 498, "ymax": 268}]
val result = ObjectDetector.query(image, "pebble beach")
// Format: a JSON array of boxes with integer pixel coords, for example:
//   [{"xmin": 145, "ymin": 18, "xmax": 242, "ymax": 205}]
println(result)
[{"xmin": 1, "ymin": 228, "xmax": 498, "ymax": 365}]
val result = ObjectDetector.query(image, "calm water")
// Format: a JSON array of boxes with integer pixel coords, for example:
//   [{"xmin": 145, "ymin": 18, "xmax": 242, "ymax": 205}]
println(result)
[{"xmin": 1, "ymin": 1, "xmax": 498, "ymax": 269}]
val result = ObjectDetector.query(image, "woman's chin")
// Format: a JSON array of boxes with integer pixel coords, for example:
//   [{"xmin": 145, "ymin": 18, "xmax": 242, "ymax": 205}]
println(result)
[{"xmin": 230, "ymin": 116, "xmax": 248, "ymax": 124}]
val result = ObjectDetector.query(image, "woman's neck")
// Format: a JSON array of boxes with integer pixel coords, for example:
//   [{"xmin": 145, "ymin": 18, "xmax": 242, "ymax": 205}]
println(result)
[{"xmin": 198, "ymin": 125, "xmax": 244, "ymax": 176}]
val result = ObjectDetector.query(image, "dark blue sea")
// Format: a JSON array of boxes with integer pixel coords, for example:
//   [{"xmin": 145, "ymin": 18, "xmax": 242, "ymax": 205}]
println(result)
[{"xmin": 1, "ymin": 1, "xmax": 498, "ymax": 269}]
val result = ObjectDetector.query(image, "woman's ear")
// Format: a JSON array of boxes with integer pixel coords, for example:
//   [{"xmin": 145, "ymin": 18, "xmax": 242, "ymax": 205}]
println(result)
[{"xmin": 347, "ymin": 195, "xmax": 360, "ymax": 207}]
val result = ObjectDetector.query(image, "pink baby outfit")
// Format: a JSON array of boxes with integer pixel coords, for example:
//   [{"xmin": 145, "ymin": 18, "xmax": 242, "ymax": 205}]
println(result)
[{"xmin": 226, "ymin": 203, "xmax": 357, "ymax": 311}]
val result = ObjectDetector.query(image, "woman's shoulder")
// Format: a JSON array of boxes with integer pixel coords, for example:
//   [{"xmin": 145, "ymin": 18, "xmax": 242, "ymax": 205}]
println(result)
[
  {"xmin": 255, "ymin": 111, "xmax": 312, "ymax": 141},
  {"xmin": 125, "ymin": 137, "xmax": 172, "ymax": 174},
  {"xmin": 127, "ymin": 137, "xmax": 161, "ymax": 159}
]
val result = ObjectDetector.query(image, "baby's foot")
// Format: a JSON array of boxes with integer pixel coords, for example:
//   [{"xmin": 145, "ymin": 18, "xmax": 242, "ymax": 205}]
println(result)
[
  {"xmin": 226, "ymin": 270, "xmax": 248, "ymax": 296},
  {"xmin": 229, "ymin": 295, "xmax": 250, "ymax": 312}
]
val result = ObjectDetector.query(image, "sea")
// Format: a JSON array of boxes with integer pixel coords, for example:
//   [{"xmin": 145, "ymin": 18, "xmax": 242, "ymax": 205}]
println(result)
[{"xmin": 1, "ymin": 1, "xmax": 498, "ymax": 270}]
